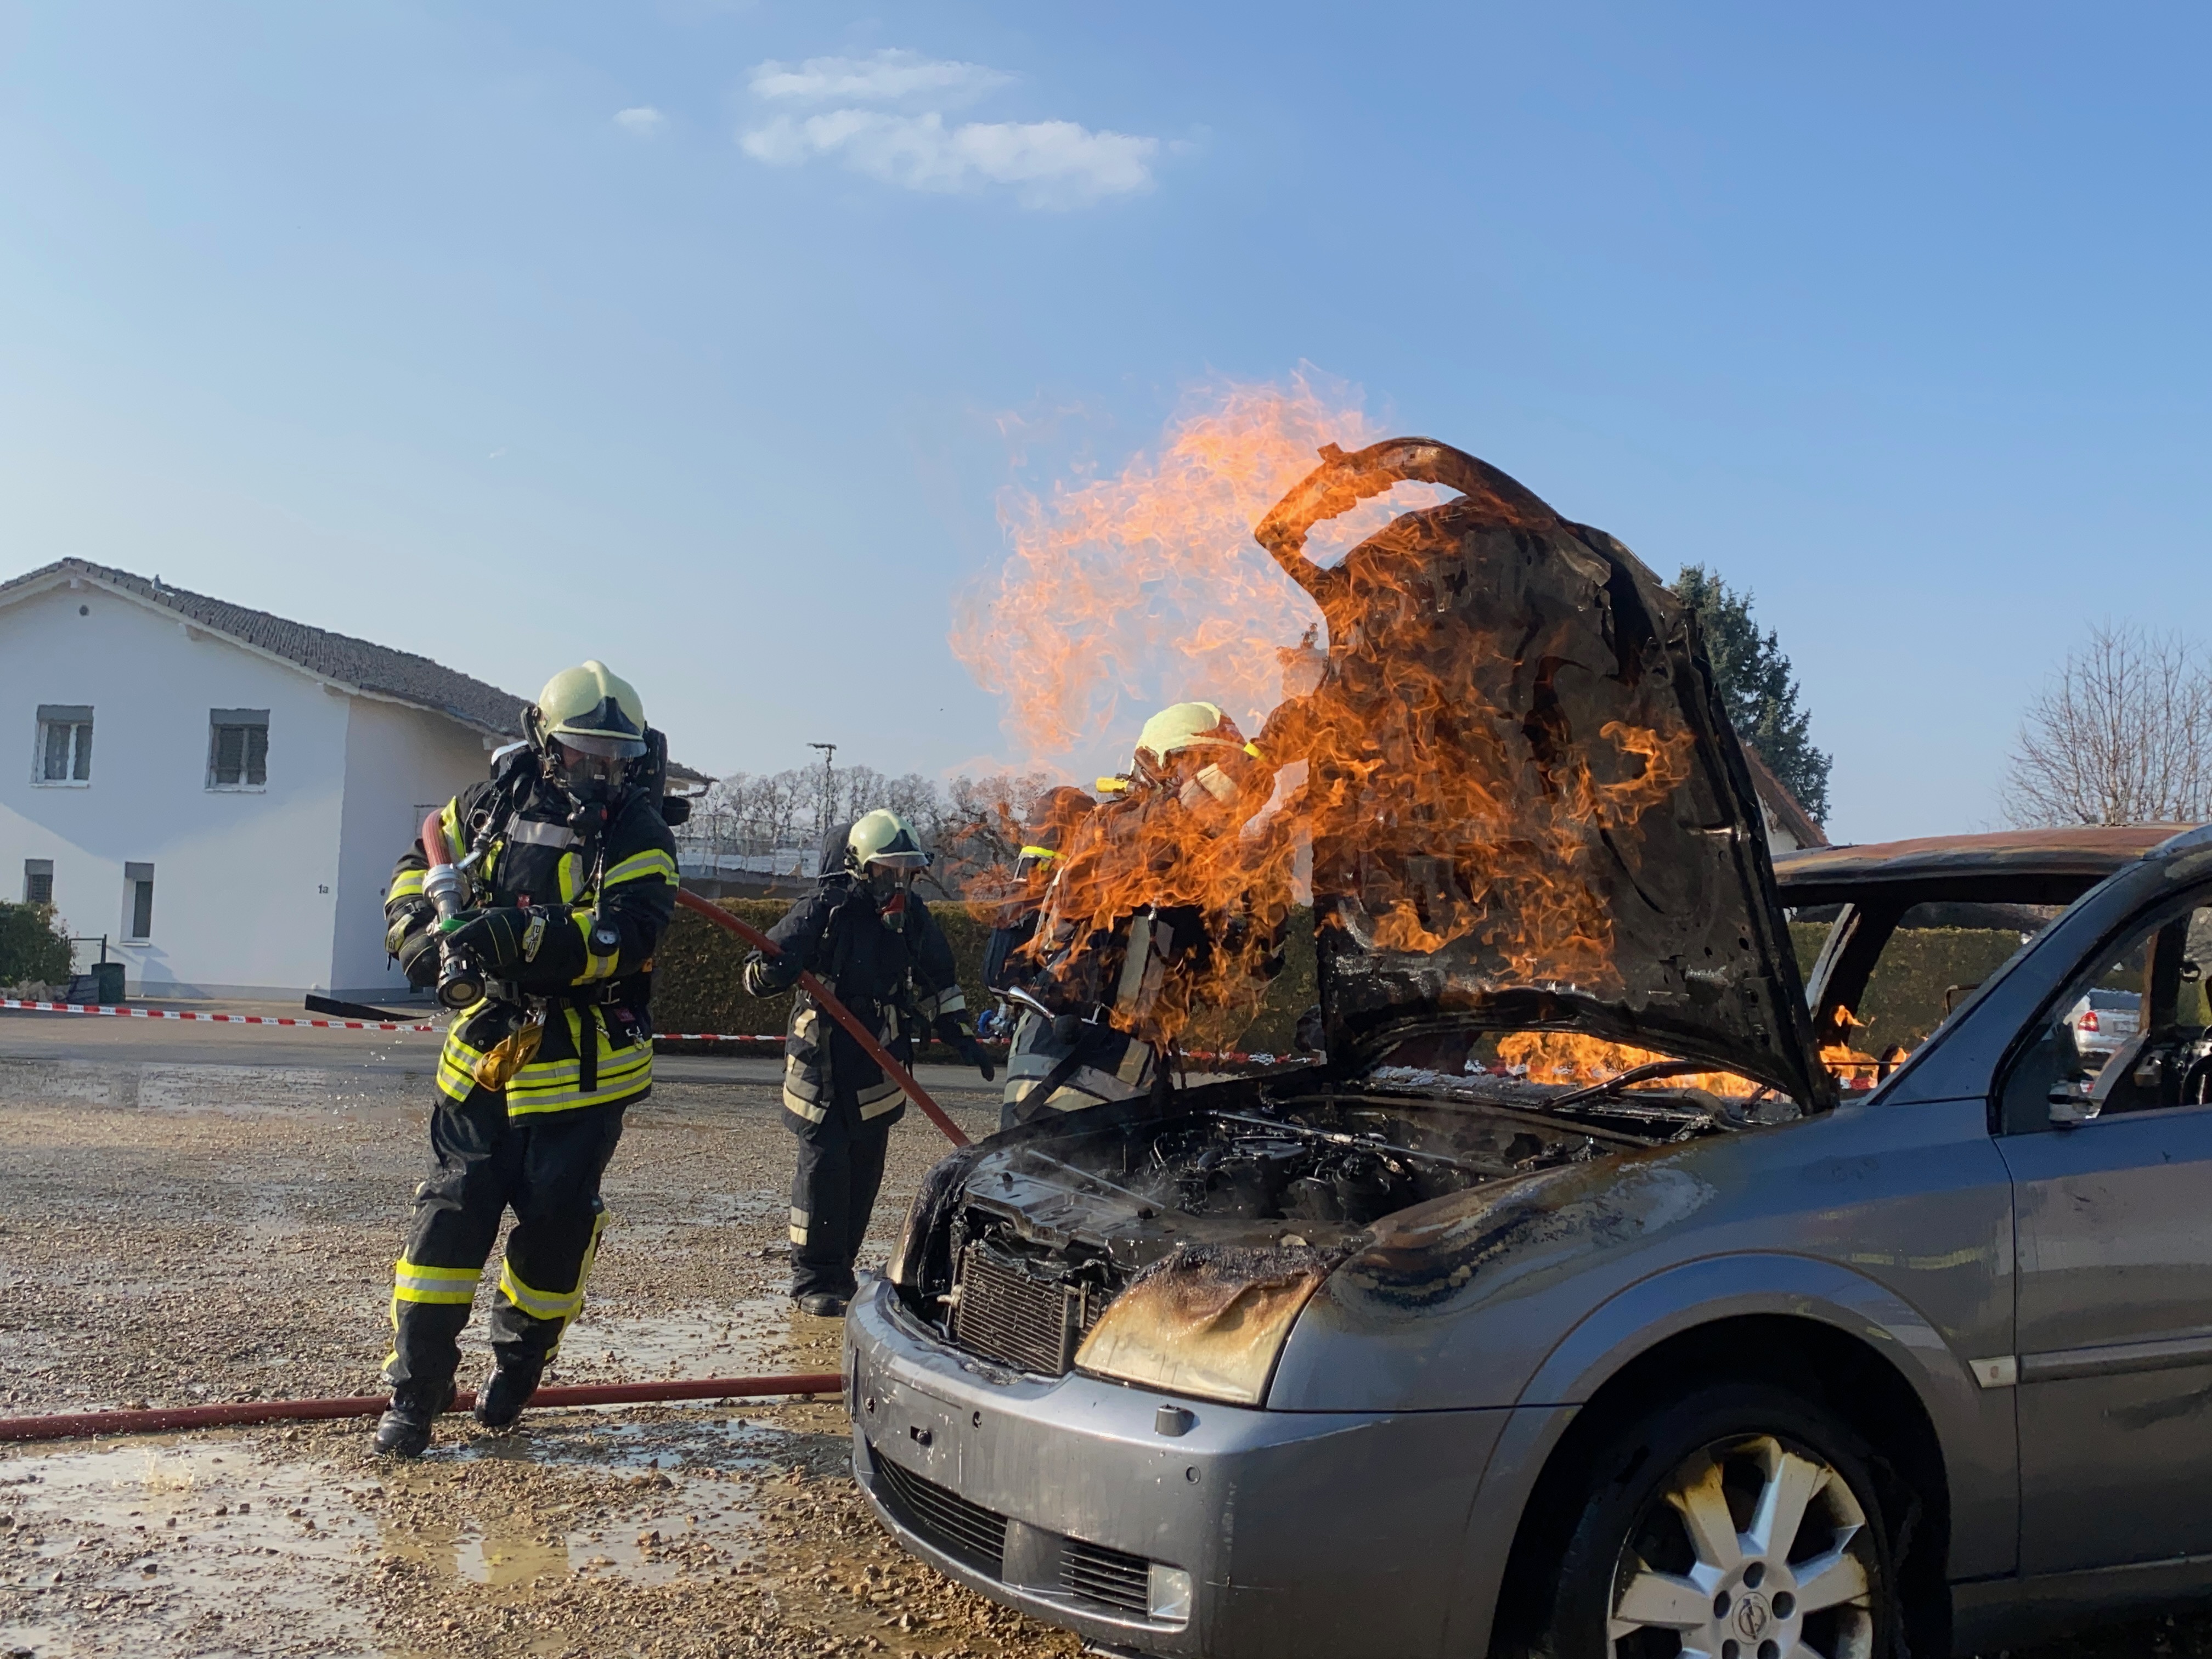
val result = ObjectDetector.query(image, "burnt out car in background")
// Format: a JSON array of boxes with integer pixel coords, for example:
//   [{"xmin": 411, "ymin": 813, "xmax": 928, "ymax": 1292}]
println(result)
[{"xmin": 848, "ymin": 441, "xmax": 2212, "ymax": 1658}]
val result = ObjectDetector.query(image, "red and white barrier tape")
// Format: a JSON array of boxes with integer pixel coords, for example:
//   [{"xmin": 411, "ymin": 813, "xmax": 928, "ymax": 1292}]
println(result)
[
  {"xmin": 651, "ymin": 1032, "xmax": 1309, "ymax": 1065},
  {"xmin": 1, "ymin": 997, "xmax": 437, "ymax": 1031},
  {"xmin": 2, "ymin": 999, "xmax": 1312, "ymax": 1065}
]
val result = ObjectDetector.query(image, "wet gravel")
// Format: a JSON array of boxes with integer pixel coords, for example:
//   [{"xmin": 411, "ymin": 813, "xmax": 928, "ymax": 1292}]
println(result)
[
  {"xmin": 1, "ymin": 1036, "xmax": 2202, "ymax": 1658},
  {"xmin": 0, "ymin": 1046, "xmax": 1075, "ymax": 1658}
]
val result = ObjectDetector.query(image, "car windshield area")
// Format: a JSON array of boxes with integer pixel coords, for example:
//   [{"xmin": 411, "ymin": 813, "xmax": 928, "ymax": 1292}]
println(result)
[
  {"xmin": 1358, "ymin": 1027, "xmax": 1800, "ymax": 1137},
  {"xmin": 1793, "ymin": 899, "xmax": 2064, "ymax": 1092},
  {"xmin": 2001, "ymin": 896, "xmax": 2212, "ymax": 1132}
]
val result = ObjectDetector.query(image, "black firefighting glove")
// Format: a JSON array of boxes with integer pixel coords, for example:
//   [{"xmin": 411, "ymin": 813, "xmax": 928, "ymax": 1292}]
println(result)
[
  {"xmin": 441, "ymin": 907, "xmax": 536, "ymax": 972},
  {"xmin": 742, "ymin": 949, "xmax": 802, "ymax": 998},
  {"xmin": 935, "ymin": 1013, "xmax": 995, "ymax": 1082},
  {"xmin": 385, "ymin": 900, "xmax": 439, "ymax": 989},
  {"xmin": 395, "ymin": 927, "xmax": 441, "ymax": 990}
]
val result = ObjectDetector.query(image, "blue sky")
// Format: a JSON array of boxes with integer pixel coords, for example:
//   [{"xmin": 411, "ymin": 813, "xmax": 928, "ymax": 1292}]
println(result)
[{"xmin": 3, "ymin": 2, "xmax": 2208, "ymax": 843}]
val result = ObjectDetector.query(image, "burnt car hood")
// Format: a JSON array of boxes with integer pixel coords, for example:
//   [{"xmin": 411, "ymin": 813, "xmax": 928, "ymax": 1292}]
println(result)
[{"xmin": 1256, "ymin": 439, "xmax": 1831, "ymax": 1109}]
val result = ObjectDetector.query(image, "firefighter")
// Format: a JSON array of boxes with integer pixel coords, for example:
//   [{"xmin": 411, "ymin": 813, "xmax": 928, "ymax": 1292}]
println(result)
[
  {"xmin": 744, "ymin": 808, "xmax": 994, "ymax": 1317},
  {"xmin": 998, "ymin": 702, "xmax": 1275, "ymax": 1130},
  {"xmin": 980, "ymin": 786, "xmax": 1097, "ymax": 999},
  {"xmin": 371, "ymin": 661, "xmax": 679, "ymax": 1458}
]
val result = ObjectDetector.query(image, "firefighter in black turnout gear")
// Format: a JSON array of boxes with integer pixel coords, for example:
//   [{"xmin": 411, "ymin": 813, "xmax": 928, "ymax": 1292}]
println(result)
[
  {"xmin": 745, "ymin": 809, "xmax": 990, "ymax": 1318},
  {"xmin": 980, "ymin": 786, "xmax": 1097, "ymax": 1000},
  {"xmin": 372, "ymin": 661, "xmax": 680, "ymax": 1457}
]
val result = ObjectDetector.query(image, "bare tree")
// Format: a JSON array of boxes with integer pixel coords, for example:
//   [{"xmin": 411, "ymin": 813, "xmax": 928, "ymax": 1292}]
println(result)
[
  {"xmin": 2005, "ymin": 623, "xmax": 2212, "ymax": 827},
  {"xmin": 678, "ymin": 762, "xmax": 1075, "ymax": 893}
]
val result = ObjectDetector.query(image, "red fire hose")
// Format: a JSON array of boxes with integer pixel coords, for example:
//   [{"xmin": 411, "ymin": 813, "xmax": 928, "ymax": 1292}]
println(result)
[
  {"xmin": 673, "ymin": 889, "xmax": 971, "ymax": 1148},
  {"xmin": 0, "ymin": 1372, "xmax": 845, "ymax": 1444}
]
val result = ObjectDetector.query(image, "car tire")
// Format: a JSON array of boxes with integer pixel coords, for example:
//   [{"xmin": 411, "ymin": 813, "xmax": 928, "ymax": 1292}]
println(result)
[{"xmin": 1525, "ymin": 1381, "xmax": 1900, "ymax": 1659}]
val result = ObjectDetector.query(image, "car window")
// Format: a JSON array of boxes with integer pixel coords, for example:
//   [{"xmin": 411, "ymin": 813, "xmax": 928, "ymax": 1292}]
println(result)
[
  {"xmin": 1797, "ymin": 900, "xmax": 2057, "ymax": 1087},
  {"xmin": 1999, "ymin": 894, "xmax": 2212, "ymax": 1134}
]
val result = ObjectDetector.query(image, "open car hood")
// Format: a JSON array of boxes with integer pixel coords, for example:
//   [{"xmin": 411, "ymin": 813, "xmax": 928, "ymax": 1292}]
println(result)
[{"xmin": 1257, "ymin": 439, "xmax": 1832, "ymax": 1109}]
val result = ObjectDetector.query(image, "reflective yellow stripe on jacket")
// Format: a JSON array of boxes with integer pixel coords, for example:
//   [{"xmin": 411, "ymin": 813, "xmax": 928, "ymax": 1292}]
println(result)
[
  {"xmin": 603, "ymin": 848, "xmax": 678, "ymax": 889},
  {"xmin": 437, "ymin": 1003, "xmax": 653, "ymax": 1115}
]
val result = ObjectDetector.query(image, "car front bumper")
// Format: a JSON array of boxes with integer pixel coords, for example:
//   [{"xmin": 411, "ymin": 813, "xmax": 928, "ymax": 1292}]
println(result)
[{"xmin": 845, "ymin": 1276, "xmax": 1515, "ymax": 1659}]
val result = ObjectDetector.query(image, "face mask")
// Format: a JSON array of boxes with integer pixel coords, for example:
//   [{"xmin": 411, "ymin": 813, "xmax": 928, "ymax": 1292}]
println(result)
[
  {"xmin": 1178, "ymin": 763, "xmax": 1239, "ymax": 814},
  {"xmin": 552, "ymin": 745, "xmax": 626, "ymax": 804}
]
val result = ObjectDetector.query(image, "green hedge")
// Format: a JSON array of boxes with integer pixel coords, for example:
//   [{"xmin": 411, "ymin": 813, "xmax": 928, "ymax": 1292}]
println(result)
[
  {"xmin": 656, "ymin": 902, "xmax": 2027, "ymax": 1063},
  {"xmin": 0, "ymin": 901, "xmax": 71, "ymax": 988},
  {"xmin": 652, "ymin": 896, "xmax": 1321, "ymax": 1056},
  {"xmin": 1791, "ymin": 921, "xmax": 2032, "ymax": 1054}
]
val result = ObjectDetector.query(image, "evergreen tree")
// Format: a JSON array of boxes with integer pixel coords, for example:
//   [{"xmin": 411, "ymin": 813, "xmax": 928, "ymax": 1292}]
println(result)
[{"xmin": 1669, "ymin": 565, "xmax": 1832, "ymax": 825}]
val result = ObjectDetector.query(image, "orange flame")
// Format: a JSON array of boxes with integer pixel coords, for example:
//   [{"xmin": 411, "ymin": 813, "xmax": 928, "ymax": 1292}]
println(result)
[
  {"xmin": 951, "ymin": 375, "xmax": 1432, "ymax": 765},
  {"xmin": 956, "ymin": 380, "xmax": 1709, "ymax": 1063},
  {"xmin": 1496, "ymin": 1032, "xmax": 1760, "ymax": 1098},
  {"xmin": 1818, "ymin": 1005, "xmax": 1902, "ymax": 1088}
]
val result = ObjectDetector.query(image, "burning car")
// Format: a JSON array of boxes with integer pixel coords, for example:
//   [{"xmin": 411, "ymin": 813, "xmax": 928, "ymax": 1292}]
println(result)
[{"xmin": 848, "ymin": 441, "xmax": 2212, "ymax": 1657}]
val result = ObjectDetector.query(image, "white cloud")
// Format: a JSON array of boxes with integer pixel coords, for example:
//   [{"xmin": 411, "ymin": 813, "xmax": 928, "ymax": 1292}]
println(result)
[
  {"xmin": 737, "ymin": 49, "xmax": 1160, "ymax": 208},
  {"xmin": 748, "ymin": 49, "xmax": 1010, "ymax": 109},
  {"xmin": 742, "ymin": 111, "xmax": 1155, "ymax": 208},
  {"xmin": 614, "ymin": 106, "xmax": 667, "ymax": 135}
]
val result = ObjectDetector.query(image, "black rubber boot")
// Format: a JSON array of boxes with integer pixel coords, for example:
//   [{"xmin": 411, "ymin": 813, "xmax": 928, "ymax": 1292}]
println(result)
[
  {"xmin": 472, "ymin": 1361, "xmax": 544, "ymax": 1431},
  {"xmin": 796, "ymin": 1292, "xmax": 849, "ymax": 1318},
  {"xmin": 373, "ymin": 1384, "xmax": 454, "ymax": 1458}
]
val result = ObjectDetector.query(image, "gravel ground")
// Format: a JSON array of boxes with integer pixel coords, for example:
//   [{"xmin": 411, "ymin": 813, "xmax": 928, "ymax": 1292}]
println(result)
[
  {"xmin": 0, "ymin": 1040, "xmax": 1080, "ymax": 1659},
  {"xmin": 0, "ymin": 1027, "xmax": 2203, "ymax": 1658}
]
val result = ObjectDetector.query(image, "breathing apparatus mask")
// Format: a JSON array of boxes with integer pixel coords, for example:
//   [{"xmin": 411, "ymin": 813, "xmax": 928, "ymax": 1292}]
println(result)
[
  {"xmin": 546, "ymin": 735, "xmax": 637, "ymax": 806},
  {"xmin": 865, "ymin": 860, "xmax": 917, "ymax": 909}
]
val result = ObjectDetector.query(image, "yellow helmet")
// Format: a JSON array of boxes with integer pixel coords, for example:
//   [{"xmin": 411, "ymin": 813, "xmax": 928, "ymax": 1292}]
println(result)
[
  {"xmin": 531, "ymin": 661, "xmax": 648, "ymax": 760},
  {"xmin": 1135, "ymin": 701, "xmax": 1260, "ymax": 768},
  {"xmin": 845, "ymin": 807, "xmax": 932, "ymax": 873}
]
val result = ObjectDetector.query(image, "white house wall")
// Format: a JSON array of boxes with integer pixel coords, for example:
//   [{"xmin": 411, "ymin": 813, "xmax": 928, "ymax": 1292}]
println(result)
[
  {"xmin": 332, "ymin": 697, "xmax": 493, "ymax": 997},
  {"xmin": 0, "ymin": 578, "xmax": 499, "ymax": 999}
]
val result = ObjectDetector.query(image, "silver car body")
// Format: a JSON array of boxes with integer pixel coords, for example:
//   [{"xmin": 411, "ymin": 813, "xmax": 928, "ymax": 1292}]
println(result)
[
  {"xmin": 850, "ymin": 439, "xmax": 2212, "ymax": 1657},
  {"xmin": 851, "ymin": 826, "xmax": 2212, "ymax": 1656}
]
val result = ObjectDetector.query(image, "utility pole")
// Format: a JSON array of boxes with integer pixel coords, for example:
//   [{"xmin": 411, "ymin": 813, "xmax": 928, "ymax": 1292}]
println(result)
[{"xmin": 807, "ymin": 742, "xmax": 837, "ymax": 855}]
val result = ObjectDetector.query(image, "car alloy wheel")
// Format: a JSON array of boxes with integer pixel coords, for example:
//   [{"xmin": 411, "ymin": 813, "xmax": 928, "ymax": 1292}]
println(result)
[{"xmin": 1607, "ymin": 1431, "xmax": 1877, "ymax": 1659}]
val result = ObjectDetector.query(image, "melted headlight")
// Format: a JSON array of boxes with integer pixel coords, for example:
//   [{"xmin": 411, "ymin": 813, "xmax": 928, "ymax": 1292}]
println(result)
[
  {"xmin": 885, "ymin": 1192, "xmax": 923, "ymax": 1288},
  {"xmin": 1074, "ymin": 1246, "xmax": 1330, "ymax": 1406}
]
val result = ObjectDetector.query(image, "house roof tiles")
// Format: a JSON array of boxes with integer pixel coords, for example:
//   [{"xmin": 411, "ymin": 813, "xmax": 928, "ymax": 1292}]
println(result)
[{"xmin": 3, "ymin": 557, "xmax": 534, "ymax": 736}]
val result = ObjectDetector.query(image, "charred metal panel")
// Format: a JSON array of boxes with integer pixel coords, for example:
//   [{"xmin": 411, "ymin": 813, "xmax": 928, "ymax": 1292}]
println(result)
[{"xmin": 1256, "ymin": 438, "xmax": 1829, "ymax": 1107}]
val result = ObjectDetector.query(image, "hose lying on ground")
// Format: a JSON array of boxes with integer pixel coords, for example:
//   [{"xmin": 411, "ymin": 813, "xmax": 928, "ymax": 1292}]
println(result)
[
  {"xmin": 0, "ymin": 1371, "xmax": 847, "ymax": 1444},
  {"xmin": 673, "ymin": 889, "xmax": 971, "ymax": 1148}
]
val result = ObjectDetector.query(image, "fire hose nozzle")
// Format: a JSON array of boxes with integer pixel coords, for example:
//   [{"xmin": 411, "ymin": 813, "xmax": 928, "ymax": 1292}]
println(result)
[
  {"xmin": 422, "ymin": 861, "xmax": 469, "ymax": 921},
  {"xmin": 436, "ymin": 945, "xmax": 486, "ymax": 1011}
]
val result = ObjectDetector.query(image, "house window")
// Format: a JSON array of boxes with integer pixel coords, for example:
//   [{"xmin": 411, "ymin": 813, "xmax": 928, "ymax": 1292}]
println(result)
[
  {"xmin": 124, "ymin": 863, "xmax": 154, "ymax": 941},
  {"xmin": 208, "ymin": 709, "xmax": 270, "ymax": 789},
  {"xmin": 35, "ymin": 704, "xmax": 93, "ymax": 785},
  {"xmin": 23, "ymin": 860, "xmax": 53, "ymax": 906}
]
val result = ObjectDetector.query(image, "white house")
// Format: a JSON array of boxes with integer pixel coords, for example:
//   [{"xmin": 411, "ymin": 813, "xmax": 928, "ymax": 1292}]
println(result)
[{"xmin": 0, "ymin": 558, "xmax": 532, "ymax": 1000}]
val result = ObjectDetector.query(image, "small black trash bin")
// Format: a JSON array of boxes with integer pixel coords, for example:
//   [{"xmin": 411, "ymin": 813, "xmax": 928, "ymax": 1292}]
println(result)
[{"xmin": 92, "ymin": 962, "xmax": 125, "ymax": 1005}]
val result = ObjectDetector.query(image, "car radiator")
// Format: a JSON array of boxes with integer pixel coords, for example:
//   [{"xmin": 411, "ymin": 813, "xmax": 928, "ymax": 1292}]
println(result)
[{"xmin": 951, "ymin": 1242, "xmax": 1108, "ymax": 1376}]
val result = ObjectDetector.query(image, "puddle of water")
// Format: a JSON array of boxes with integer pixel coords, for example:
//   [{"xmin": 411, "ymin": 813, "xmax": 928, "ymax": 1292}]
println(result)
[
  {"xmin": 0, "ymin": 1435, "xmax": 380, "ymax": 1654},
  {"xmin": 555, "ymin": 1295, "xmax": 845, "ymax": 1384}
]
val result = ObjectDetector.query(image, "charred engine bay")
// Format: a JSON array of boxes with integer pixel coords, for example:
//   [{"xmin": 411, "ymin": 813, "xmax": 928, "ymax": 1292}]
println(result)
[{"xmin": 902, "ymin": 1073, "xmax": 1770, "ymax": 1364}]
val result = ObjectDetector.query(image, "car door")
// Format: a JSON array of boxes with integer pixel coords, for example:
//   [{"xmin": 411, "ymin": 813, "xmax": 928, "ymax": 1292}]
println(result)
[{"xmin": 1997, "ymin": 890, "xmax": 2212, "ymax": 1575}]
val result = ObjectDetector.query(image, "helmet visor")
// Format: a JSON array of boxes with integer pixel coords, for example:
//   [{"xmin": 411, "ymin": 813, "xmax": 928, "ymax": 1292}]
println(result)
[
  {"xmin": 549, "ymin": 730, "xmax": 648, "ymax": 760},
  {"xmin": 862, "ymin": 850, "xmax": 931, "ymax": 873}
]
